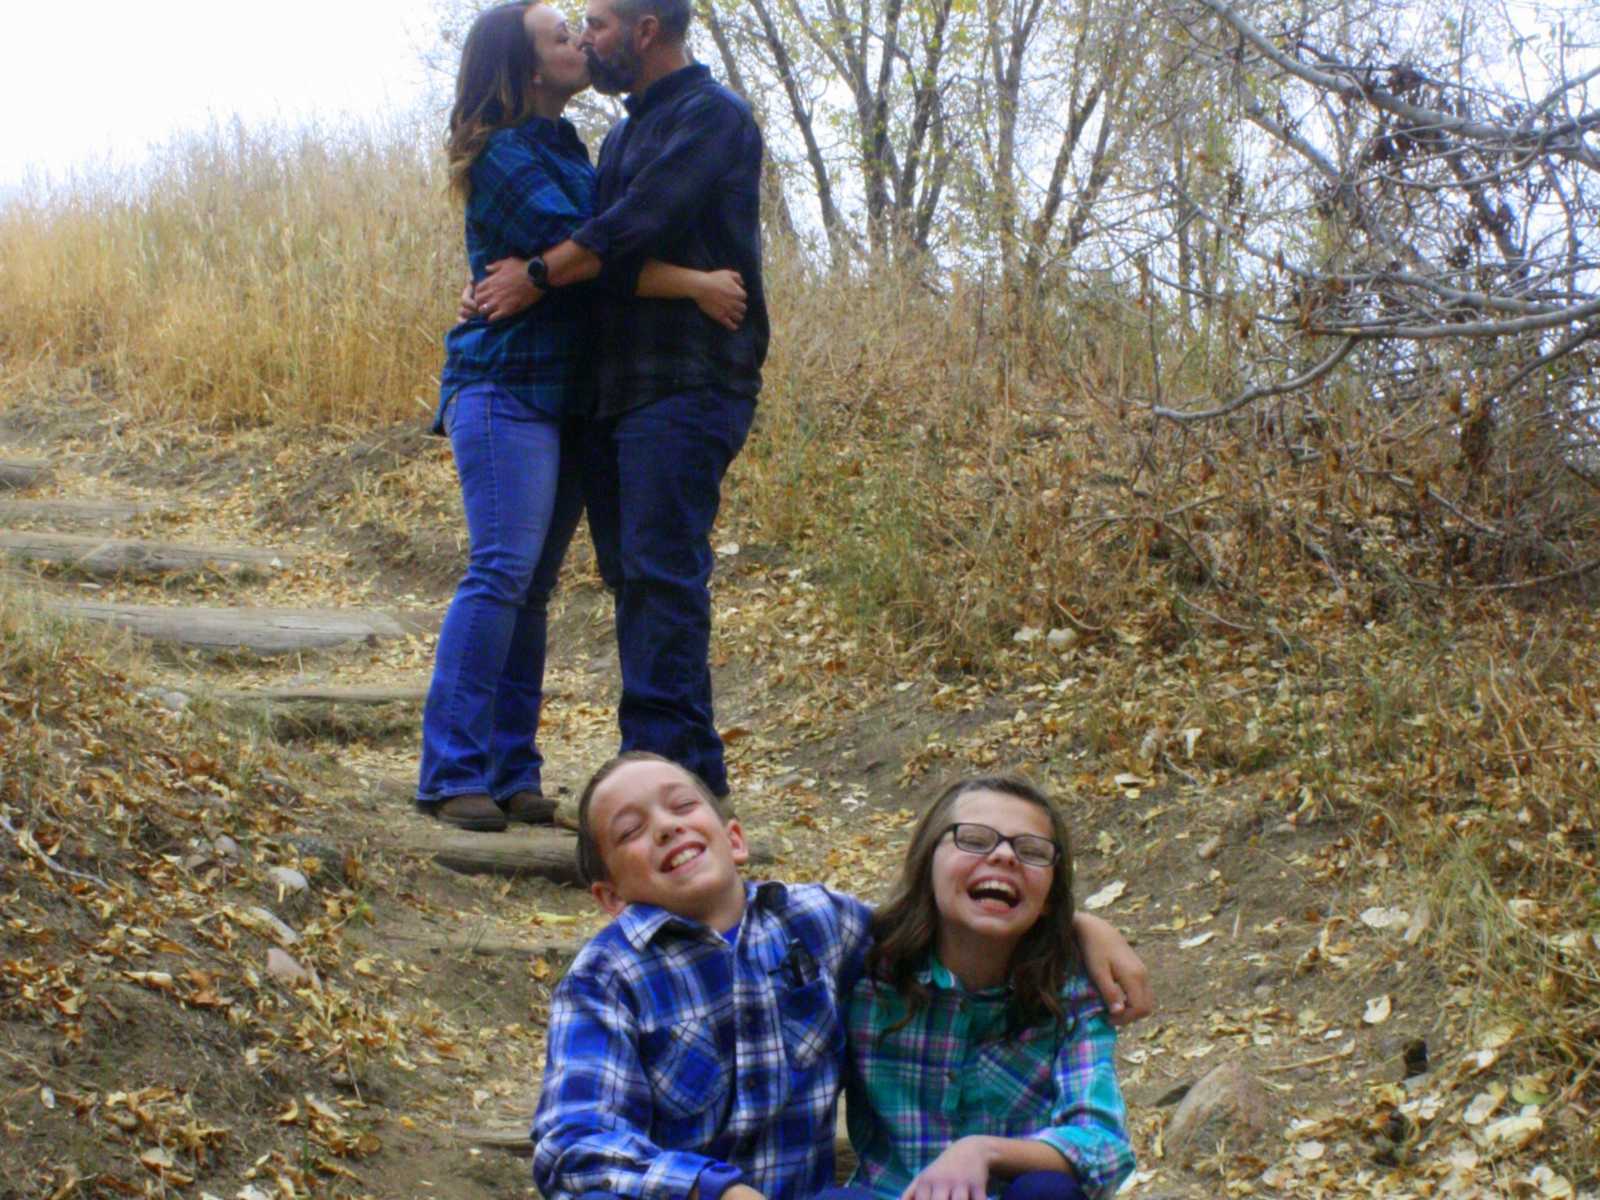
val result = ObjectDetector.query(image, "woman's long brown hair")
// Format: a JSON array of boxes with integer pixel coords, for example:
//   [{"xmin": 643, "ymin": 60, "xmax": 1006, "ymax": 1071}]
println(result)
[
  {"xmin": 867, "ymin": 774, "xmax": 1078, "ymax": 1032},
  {"xmin": 446, "ymin": 3, "xmax": 542, "ymax": 203}
]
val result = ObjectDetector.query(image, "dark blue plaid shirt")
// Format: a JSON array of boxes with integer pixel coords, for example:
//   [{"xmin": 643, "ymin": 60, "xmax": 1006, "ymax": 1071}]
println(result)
[
  {"xmin": 573, "ymin": 64, "xmax": 768, "ymax": 418},
  {"xmin": 531, "ymin": 882, "xmax": 871, "ymax": 1200},
  {"xmin": 438, "ymin": 118, "xmax": 595, "ymax": 423}
]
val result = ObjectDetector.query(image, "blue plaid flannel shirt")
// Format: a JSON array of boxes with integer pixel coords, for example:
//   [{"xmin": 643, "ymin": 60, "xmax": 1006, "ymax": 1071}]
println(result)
[
  {"xmin": 572, "ymin": 64, "xmax": 768, "ymax": 418},
  {"xmin": 438, "ymin": 117, "xmax": 595, "ymax": 424},
  {"xmin": 532, "ymin": 882, "xmax": 872, "ymax": 1200}
]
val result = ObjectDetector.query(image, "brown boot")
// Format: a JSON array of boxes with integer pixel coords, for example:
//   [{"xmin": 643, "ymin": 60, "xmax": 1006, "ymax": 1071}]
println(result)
[
  {"xmin": 432, "ymin": 794, "xmax": 507, "ymax": 832},
  {"xmin": 503, "ymin": 790, "xmax": 555, "ymax": 825}
]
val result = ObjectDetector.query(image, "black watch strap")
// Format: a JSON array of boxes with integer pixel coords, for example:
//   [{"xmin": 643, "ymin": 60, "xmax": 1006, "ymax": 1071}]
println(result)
[{"xmin": 526, "ymin": 256, "xmax": 551, "ymax": 290}]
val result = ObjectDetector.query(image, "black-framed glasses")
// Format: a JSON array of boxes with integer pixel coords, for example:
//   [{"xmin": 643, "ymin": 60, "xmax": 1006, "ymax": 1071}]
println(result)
[{"xmin": 943, "ymin": 822, "xmax": 1061, "ymax": 868}]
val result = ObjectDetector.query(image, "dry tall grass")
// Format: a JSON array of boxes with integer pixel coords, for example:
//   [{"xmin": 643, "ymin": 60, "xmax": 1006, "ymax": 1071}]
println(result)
[{"xmin": 0, "ymin": 118, "xmax": 456, "ymax": 426}]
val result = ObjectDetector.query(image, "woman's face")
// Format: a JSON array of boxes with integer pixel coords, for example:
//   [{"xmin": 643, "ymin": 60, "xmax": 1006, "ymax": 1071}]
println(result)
[{"xmin": 524, "ymin": 4, "xmax": 591, "ymax": 97}]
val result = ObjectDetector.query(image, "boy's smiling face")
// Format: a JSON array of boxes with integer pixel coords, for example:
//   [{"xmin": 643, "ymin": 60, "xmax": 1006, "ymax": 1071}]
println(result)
[{"xmin": 587, "ymin": 759, "xmax": 749, "ymax": 930}]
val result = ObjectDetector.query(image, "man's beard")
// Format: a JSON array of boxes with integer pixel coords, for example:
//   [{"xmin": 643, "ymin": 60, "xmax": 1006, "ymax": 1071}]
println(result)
[{"xmin": 585, "ymin": 43, "xmax": 640, "ymax": 95}]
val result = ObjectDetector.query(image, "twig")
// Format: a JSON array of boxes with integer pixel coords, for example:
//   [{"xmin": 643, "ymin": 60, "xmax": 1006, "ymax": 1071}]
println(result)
[
  {"xmin": 1262, "ymin": 1043, "xmax": 1356, "ymax": 1074},
  {"xmin": 1151, "ymin": 337, "xmax": 1359, "ymax": 423},
  {"xmin": 0, "ymin": 814, "xmax": 108, "ymax": 890}
]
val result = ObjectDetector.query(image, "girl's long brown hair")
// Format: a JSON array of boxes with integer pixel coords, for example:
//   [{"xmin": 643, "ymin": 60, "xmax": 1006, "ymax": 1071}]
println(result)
[
  {"xmin": 446, "ymin": 3, "xmax": 542, "ymax": 203},
  {"xmin": 867, "ymin": 775, "xmax": 1078, "ymax": 1032}
]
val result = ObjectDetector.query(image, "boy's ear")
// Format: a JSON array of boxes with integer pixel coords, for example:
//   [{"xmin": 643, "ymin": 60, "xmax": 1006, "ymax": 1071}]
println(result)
[
  {"xmin": 726, "ymin": 818, "xmax": 749, "ymax": 866},
  {"xmin": 590, "ymin": 879, "xmax": 626, "ymax": 917}
]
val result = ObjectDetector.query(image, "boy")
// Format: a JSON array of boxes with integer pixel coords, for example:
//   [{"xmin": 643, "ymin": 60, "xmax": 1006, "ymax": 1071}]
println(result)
[{"xmin": 531, "ymin": 753, "xmax": 1149, "ymax": 1200}]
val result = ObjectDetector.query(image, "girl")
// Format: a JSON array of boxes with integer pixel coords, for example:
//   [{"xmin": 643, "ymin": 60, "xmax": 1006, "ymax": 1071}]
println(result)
[
  {"xmin": 845, "ymin": 776, "xmax": 1135, "ymax": 1200},
  {"xmin": 417, "ymin": 3, "xmax": 746, "ymax": 831}
]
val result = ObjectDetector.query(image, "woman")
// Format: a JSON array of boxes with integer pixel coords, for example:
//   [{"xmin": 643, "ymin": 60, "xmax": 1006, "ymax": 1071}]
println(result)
[{"xmin": 417, "ymin": 2, "xmax": 747, "ymax": 831}]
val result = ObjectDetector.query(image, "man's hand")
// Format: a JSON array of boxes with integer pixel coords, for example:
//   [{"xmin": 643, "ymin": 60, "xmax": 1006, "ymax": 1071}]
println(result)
[
  {"xmin": 693, "ymin": 269, "xmax": 747, "ymax": 330},
  {"xmin": 901, "ymin": 1137, "xmax": 991, "ymax": 1200},
  {"xmin": 1074, "ymin": 911, "xmax": 1154, "ymax": 1027},
  {"xmin": 476, "ymin": 257, "xmax": 543, "ymax": 321},
  {"xmin": 458, "ymin": 280, "xmax": 480, "ymax": 323},
  {"xmin": 719, "ymin": 1186, "xmax": 765, "ymax": 1200}
]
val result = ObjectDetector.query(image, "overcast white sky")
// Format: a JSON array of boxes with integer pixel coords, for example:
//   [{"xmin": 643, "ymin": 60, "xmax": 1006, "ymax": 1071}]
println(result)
[{"xmin": 0, "ymin": 1, "xmax": 448, "ymax": 197}]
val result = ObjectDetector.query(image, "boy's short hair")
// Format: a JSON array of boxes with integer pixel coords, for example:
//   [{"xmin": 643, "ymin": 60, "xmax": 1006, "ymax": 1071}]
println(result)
[{"xmin": 576, "ymin": 751, "xmax": 733, "ymax": 885}]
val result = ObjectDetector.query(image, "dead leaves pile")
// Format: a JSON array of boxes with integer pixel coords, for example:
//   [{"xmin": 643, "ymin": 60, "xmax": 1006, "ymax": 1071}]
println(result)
[{"xmin": 0, "ymin": 610, "xmax": 468, "ymax": 1196}]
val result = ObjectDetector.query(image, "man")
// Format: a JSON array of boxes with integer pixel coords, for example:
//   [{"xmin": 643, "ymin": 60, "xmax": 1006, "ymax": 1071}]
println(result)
[{"xmin": 475, "ymin": 0, "xmax": 765, "ymax": 799}]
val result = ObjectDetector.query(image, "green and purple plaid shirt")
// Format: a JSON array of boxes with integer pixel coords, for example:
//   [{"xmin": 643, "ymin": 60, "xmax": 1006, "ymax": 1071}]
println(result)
[{"xmin": 844, "ymin": 956, "xmax": 1135, "ymax": 1200}]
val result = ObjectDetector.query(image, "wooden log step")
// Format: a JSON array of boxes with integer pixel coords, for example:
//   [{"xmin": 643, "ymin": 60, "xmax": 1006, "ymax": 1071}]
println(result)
[
  {"xmin": 405, "ymin": 824, "xmax": 775, "ymax": 884},
  {"xmin": 218, "ymin": 683, "xmax": 428, "ymax": 705},
  {"xmin": 460, "ymin": 1124, "xmax": 536, "ymax": 1157},
  {"xmin": 49, "ymin": 601, "xmax": 406, "ymax": 655},
  {"xmin": 0, "ymin": 498, "xmax": 167, "ymax": 525},
  {"xmin": 0, "ymin": 460, "xmax": 51, "ymax": 491},
  {"xmin": 0, "ymin": 530, "xmax": 295, "ymax": 578},
  {"xmin": 384, "ymin": 929, "xmax": 586, "ymax": 963},
  {"xmin": 418, "ymin": 826, "xmax": 586, "ymax": 885}
]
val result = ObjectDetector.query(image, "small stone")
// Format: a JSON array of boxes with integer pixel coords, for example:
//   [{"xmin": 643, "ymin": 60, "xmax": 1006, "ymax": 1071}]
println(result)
[
  {"xmin": 1046, "ymin": 627, "xmax": 1078, "ymax": 650},
  {"xmin": 1165, "ymin": 1060, "xmax": 1280, "ymax": 1158},
  {"xmin": 1196, "ymin": 835, "xmax": 1223, "ymax": 861},
  {"xmin": 248, "ymin": 906, "xmax": 300, "ymax": 946},
  {"xmin": 141, "ymin": 688, "xmax": 191, "ymax": 713},
  {"xmin": 266, "ymin": 866, "xmax": 309, "ymax": 895},
  {"xmin": 213, "ymin": 835, "xmax": 242, "ymax": 862},
  {"xmin": 265, "ymin": 948, "xmax": 317, "ymax": 989}
]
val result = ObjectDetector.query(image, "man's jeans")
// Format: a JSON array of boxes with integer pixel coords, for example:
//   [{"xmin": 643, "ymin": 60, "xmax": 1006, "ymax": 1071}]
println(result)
[
  {"xmin": 417, "ymin": 383, "xmax": 582, "ymax": 805},
  {"xmin": 581, "ymin": 388, "xmax": 756, "ymax": 796}
]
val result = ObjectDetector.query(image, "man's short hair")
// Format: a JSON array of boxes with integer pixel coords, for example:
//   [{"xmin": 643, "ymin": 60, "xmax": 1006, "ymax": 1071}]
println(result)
[
  {"xmin": 612, "ymin": 0, "xmax": 691, "ymax": 42},
  {"xmin": 576, "ymin": 751, "xmax": 732, "ymax": 885}
]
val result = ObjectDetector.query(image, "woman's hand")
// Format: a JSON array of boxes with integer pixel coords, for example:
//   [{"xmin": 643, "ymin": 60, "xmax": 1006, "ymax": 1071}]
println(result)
[
  {"xmin": 475, "ymin": 257, "xmax": 543, "ymax": 322},
  {"xmin": 693, "ymin": 269, "xmax": 747, "ymax": 330},
  {"xmin": 1073, "ymin": 911, "xmax": 1154, "ymax": 1026},
  {"xmin": 901, "ymin": 1137, "xmax": 992, "ymax": 1200}
]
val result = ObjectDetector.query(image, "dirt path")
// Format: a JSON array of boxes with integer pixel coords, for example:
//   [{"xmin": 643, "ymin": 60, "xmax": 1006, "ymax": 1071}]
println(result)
[{"xmin": 1, "ymin": 398, "xmax": 1535, "ymax": 1200}]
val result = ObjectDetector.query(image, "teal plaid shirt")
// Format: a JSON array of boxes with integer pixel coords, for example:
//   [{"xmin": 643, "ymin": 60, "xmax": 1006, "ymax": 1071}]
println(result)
[{"xmin": 844, "ymin": 956, "xmax": 1135, "ymax": 1200}]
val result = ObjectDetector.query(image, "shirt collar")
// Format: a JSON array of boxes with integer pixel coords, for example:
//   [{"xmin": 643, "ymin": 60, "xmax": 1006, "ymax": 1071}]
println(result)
[
  {"xmin": 918, "ymin": 950, "xmax": 1010, "ymax": 998},
  {"xmin": 517, "ymin": 115, "xmax": 584, "ymax": 152},
  {"xmin": 615, "ymin": 879, "xmax": 787, "ymax": 951},
  {"xmin": 624, "ymin": 62, "xmax": 710, "ymax": 118}
]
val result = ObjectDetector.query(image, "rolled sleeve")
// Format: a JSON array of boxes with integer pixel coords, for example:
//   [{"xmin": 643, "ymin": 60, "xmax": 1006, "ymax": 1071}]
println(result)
[
  {"xmin": 532, "ymin": 969, "xmax": 717, "ymax": 1200},
  {"xmin": 473, "ymin": 134, "xmax": 589, "ymax": 259},
  {"xmin": 572, "ymin": 91, "xmax": 748, "ymax": 262},
  {"xmin": 1032, "ymin": 1013, "xmax": 1136, "ymax": 1197}
]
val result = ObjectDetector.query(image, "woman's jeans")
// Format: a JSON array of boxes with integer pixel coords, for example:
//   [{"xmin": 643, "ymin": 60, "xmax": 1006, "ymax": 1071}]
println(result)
[{"xmin": 416, "ymin": 383, "xmax": 582, "ymax": 806}]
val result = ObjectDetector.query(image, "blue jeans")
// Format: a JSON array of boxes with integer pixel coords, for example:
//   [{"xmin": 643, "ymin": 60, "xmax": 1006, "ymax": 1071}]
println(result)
[
  {"xmin": 581, "ymin": 389, "xmax": 756, "ymax": 797},
  {"xmin": 416, "ymin": 383, "xmax": 583, "ymax": 805}
]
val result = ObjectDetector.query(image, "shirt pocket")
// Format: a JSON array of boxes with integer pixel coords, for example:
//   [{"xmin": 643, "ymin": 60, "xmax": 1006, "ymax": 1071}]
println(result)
[
  {"xmin": 638, "ymin": 1017, "xmax": 730, "ymax": 1122},
  {"xmin": 970, "ymin": 1028, "xmax": 1059, "ymax": 1124},
  {"xmin": 777, "ymin": 973, "xmax": 845, "ymax": 1073}
]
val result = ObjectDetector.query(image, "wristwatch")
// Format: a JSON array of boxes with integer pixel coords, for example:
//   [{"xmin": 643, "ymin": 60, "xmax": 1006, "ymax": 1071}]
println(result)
[{"xmin": 526, "ymin": 256, "xmax": 551, "ymax": 290}]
